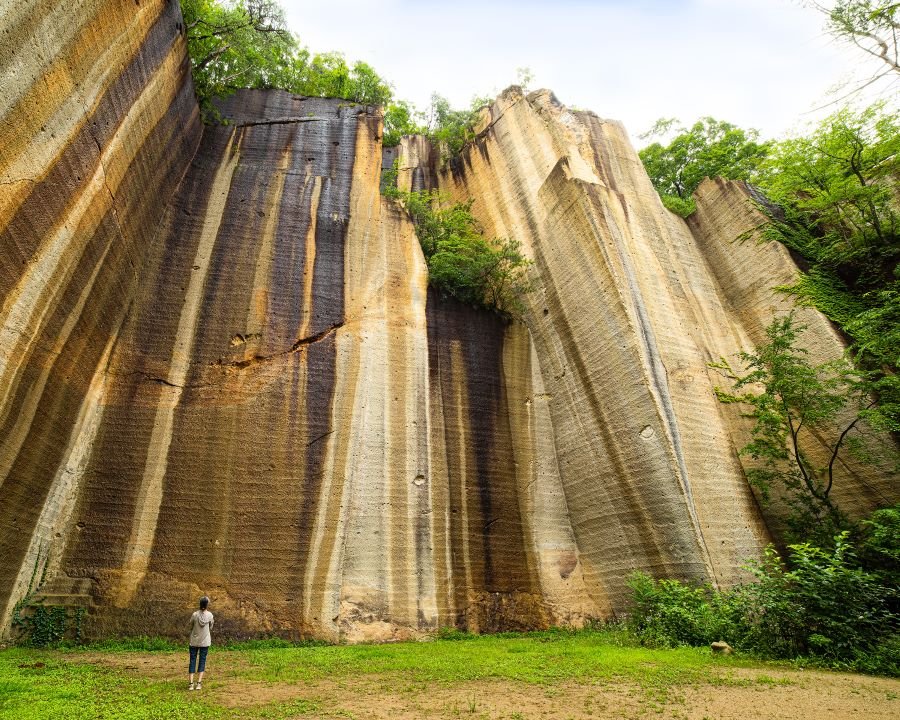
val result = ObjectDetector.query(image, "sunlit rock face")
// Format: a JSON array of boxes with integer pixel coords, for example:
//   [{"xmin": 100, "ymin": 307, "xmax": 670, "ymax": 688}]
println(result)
[
  {"xmin": 411, "ymin": 87, "xmax": 897, "ymax": 613},
  {"xmin": 0, "ymin": 0, "xmax": 201, "ymax": 631},
  {"xmin": 1, "ymin": 12, "xmax": 895, "ymax": 640}
]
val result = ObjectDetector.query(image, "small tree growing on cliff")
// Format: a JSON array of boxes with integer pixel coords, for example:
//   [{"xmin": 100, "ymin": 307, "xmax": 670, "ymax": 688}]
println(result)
[
  {"xmin": 382, "ymin": 173, "xmax": 532, "ymax": 316},
  {"xmin": 710, "ymin": 313, "xmax": 890, "ymax": 544}
]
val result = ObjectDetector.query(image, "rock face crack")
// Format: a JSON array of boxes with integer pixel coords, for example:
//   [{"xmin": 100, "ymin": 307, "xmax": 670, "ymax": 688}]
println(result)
[
  {"xmin": 88, "ymin": 131, "xmax": 131, "ymax": 256},
  {"xmin": 289, "ymin": 323, "xmax": 341, "ymax": 351},
  {"xmin": 125, "ymin": 371, "xmax": 207, "ymax": 390},
  {"xmin": 214, "ymin": 322, "xmax": 343, "ymax": 370},
  {"xmin": 233, "ymin": 116, "xmax": 326, "ymax": 128},
  {"xmin": 306, "ymin": 429, "xmax": 335, "ymax": 447}
]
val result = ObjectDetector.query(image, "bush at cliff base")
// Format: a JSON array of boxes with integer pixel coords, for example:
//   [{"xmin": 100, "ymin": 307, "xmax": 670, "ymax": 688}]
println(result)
[{"xmin": 626, "ymin": 509, "xmax": 900, "ymax": 677}]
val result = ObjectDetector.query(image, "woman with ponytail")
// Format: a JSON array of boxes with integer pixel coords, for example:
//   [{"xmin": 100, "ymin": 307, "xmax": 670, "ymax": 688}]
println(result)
[{"xmin": 187, "ymin": 595, "xmax": 214, "ymax": 691}]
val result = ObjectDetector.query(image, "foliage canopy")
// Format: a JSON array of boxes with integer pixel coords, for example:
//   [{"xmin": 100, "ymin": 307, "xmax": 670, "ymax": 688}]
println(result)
[
  {"xmin": 382, "ymin": 168, "xmax": 532, "ymax": 316},
  {"xmin": 637, "ymin": 117, "xmax": 771, "ymax": 216},
  {"xmin": 181, "ymin": 0, "xmax": 393, "ymax": 117}
]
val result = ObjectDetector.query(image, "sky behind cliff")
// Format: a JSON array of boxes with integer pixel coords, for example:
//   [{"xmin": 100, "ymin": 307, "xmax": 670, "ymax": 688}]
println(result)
[{"xmin": 282, "ymin": 0, "xmax": 887, "ymax": 144}]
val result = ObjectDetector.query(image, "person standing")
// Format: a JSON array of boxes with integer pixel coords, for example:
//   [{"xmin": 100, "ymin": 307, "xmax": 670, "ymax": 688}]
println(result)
[{"xmin": 188, "ymin": 595, "xmax": 214, "ymax": 691}]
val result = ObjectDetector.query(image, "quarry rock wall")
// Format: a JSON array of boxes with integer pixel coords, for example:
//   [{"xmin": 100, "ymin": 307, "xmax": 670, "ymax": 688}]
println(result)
[
  {"xmin": 408, "ymin": 87, "xmax": 895, "ymax": 611},
  {"xmin": 0, "ymin": 0, "xmax": 201, "ymax": 629},
  {"xmin": 1, "ymin": 10, "xmax": 895, "ymax": 640}
]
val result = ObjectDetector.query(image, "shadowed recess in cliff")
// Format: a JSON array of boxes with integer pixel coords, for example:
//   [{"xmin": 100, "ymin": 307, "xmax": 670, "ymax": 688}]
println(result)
[{"xmin": 426, "ymin": 290, "xmax": 546, "ymax": 632}]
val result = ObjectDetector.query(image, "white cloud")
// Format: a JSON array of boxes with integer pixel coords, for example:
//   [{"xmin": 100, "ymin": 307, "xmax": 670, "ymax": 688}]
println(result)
[{"xmin": 279, "ymin": 0, "xmax": 892, "ymax": 145}]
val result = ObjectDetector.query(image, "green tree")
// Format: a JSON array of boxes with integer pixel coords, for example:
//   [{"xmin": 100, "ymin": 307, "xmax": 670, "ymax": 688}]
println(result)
[
  {"xmin": 756, "ymin": 103, "xmax": 900, "ymax": 431},
  {"xmin": 638, "ymin": 117, "xmax": 771, "ymax": 216},
  {"xmin": 383, "ymin": 100, "xmax": 426, "ymax": 147},
  {"xmin": 424, "ymin": 94, "xmax": 492, "ymax": 162},
  {"xmin": 810, "ymin": 2, "xmax": 900, "ymax": 83},
  {"xmin": 181, "ymin": 0, "xmax": 296, "ymax": 113},
  {"xmin": 382, "ymin": 92, "xmax": 493, "ymax": 158},
  {"xmin": 760, "ymin": 103, "xmax": 899, "ymax": 287},
  {"xmin": 181, "ymin": 1, "xmax": 395, "ymax": 116},
  {"xmin": 710, "ymin": 313, "xmax": 892, "ymax": 542},
  {"xmin": 286, "ymin": 52, "xmax": 393, "ymax": 105},
  {"xmin": 383, "ymin": 176, "xmax": 531, "ymax": 316}
]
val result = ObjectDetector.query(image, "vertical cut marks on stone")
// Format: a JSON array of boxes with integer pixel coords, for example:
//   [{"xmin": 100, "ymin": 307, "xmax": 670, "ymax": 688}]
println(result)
[
  {"xmin": 0, "ymin": 39, "xmax": 189, "ymax": 419},
  {"xmin": 1, "ymin": 314, "xmax": 122, "ymax": 622},
  {"xmin": 115, "ymin": 130, "xmax": 241, "ymax": 607}
]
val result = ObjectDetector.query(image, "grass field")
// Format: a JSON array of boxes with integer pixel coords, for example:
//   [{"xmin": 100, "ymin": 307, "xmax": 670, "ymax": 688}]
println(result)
[{"xmin": 1, "ymin": 629, "xmax": 897, "ymax": 719}]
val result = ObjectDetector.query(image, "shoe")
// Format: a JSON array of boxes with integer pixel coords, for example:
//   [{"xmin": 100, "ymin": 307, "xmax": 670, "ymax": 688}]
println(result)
[
  {"xmin": 195, "ymin": 682, "xmax": 202, "ymax": 691},
  {"xmin": 188, "ymin": 682, "xmax": 195, "ymax": 691}
]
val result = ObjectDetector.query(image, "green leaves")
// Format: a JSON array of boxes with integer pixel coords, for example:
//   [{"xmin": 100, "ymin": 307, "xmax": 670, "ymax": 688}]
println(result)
[
  {"xmin": 382, "ymin": 100, "xmax": 426, "ymax": 147},
  {"xmin": 759, "ymin": 102, "xmax": 900, "ymax": 288},
  {"xmin": 626, "ymin": 529, "xmax": 900, "ymax": 672},
  {"xmin": 181, "ymin": 0, "xmax": 295, "ymax": 115},
  {"xmin": 753, "ymin": 103, "xmax": 900, "ymax": 431},
  {"xmin": 710, "ymin": 313, "xmax": 894, "ymax": 540},
  {"xmin": 819, "ymin": 1, "xmax": 900, "ymax": 80},
  {"xmin": 383, "ymin": 93, "xmax": 491, "ymax": 162},
  {"xmin": 638, "ymin": 117, "xmax": 771, "ymax": 216},
  {"xmin": 425, "ymin": 94, "xmax": 490, "ymax": 162},
  {"xmin": 181, "ymin": 1, "xmax": 395, "ymax": 118},
  {"xmin": 383, "ymin": 183, "xmax": 532, "ymax": 316}
]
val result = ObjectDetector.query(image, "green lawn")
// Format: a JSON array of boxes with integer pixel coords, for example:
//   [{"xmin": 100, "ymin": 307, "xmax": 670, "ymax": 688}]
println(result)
[{"xmin": 0, "ymin": 629, "xmax": 840, "ymax": 720}]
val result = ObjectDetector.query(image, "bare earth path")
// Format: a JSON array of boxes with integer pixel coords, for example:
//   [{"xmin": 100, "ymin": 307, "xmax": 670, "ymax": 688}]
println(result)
[{"xmin": 83, "ymin": 651, "xmax": 900, "ymax": 720}]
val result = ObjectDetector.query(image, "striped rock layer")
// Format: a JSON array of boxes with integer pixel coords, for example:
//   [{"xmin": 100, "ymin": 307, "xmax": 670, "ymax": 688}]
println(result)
[{"xmin": 1, "ymin": 10, "xmax": 896, "ymax": 640}]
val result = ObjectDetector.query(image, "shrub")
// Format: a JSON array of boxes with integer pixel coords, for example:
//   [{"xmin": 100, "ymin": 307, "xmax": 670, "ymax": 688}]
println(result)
[
  {"xmin": 383, "ymin": 178, "xmax": 531, "ymax": 317},
  {"xmin": 626, "ymin": 524, "xmax": 900, "ymax": 675},
  {"xmin": 626, "ymin": 572, "xmax": 737, "ymax": 647},
  {"xmin": 743, "ymin": 536, "xmax": 897, "ymax": 662}
]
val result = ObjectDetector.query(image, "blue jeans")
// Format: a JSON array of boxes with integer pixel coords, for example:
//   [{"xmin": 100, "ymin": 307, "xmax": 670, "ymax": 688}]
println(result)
[{"xmin": 189, "ymin": 645, "xmax": 209, "ymax": 674}]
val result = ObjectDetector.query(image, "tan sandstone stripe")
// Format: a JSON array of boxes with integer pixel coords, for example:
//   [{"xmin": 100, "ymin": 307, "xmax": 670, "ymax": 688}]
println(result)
[
  {"xmin": 397, "ymin": 207, "xmax": 435, "ymax": 628},
  {"xmin": 115, "ymin": 130, "xmax": 242, "ymax": 608},
  {"xmin": 0, "ymin": 0, "xmax": 167, "ymax": 224},
  {"xmin": 245, "ymin": 145, "xmax": 294, "ymax": 345},
  {"xmin": 1, "ymin": 311, "xmax": 123, "ymax": 623},
  {"xmin": 0, "ymin": 214, "xmax": 116, "ymax": 488},
  {"xmin": 449, "ymin": 341, "xmax": 475, "ymax": 598},
  {"xmin": 0, "ymin": 43, "xmax": 185, "ymax": 421},
  {"xmin": 297, "ymin": 177, "xmax": 322, "ymax": 340},
  {"xmin": 303, "ymin": 118, "xmax": 382, "ymax": 639}
]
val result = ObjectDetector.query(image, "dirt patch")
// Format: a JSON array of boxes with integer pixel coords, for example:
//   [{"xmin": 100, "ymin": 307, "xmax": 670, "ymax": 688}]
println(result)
[
  {"xmin": 70, "ymin": 652, "xmax": 900, "ymax": 719},
  {"xmin": 77, "ymin": 650, "xmax": 253, "ymax": 682},
  {"xmin": 307, "ymin": 673, "xmax": 899, "ymax": 720}
]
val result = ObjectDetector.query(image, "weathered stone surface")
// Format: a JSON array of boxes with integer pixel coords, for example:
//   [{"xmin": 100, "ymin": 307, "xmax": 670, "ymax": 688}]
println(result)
[
  {"xmin": 411, "ymin": 87, "xmax": 897, "ymax": 613},
  {"xmin": 0, "ymin": 0, "xmax": 200, "ymax": 628},
  {"xmin": 1, "ymin": 16, "xmax": 896, "ymax": 641}
]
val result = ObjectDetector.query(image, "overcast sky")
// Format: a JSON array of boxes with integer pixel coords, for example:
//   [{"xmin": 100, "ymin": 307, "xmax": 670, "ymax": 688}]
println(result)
[{"xmin": 279, "ymin": 0, "xmax": 891, "ymax": 145}]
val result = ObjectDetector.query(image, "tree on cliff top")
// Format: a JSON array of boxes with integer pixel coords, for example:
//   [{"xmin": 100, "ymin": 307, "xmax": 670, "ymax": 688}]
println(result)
[
  {"xmin": 637, "ymin": 118, "xmax": 771, "ymax": 216},
  {"xmin": 181, "ymin": 0, "xmax": 393, "ymax": 116},
  {"xmin": 182, "ymin": 0, "xmax": 295, "ymax": 110}
]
